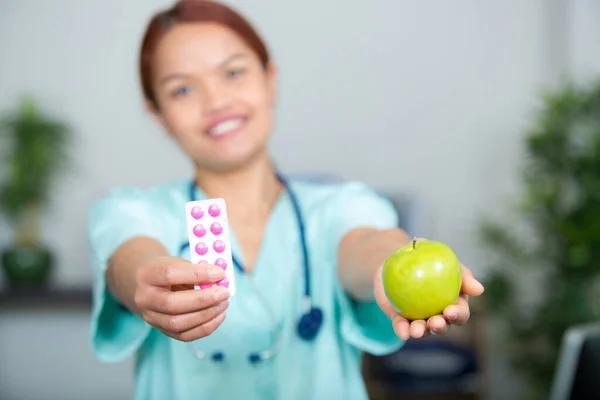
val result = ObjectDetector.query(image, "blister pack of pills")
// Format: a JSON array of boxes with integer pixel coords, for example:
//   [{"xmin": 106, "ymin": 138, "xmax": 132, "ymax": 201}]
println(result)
[{"xmin": 184, "ymin": 198, "xmax": 236, "ymax": 296}]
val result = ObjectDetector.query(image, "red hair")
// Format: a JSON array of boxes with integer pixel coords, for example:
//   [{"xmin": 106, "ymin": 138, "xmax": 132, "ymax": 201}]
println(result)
[{"xmin": 139, "ymin": 0, "xmax": 271, "ymax": 106}]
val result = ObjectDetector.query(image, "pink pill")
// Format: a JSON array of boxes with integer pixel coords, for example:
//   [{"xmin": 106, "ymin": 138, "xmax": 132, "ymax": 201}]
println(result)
[
  {"xmin": 217, "ymin": 278, "xmax": 229, "ymax": 288},
  {"xmin": 199, "ymin": 283, "xmax": 213, "ymax": 289},
  {"xmin": 208, "ymin": 204, "xmax": 221, "ymax": 217},
  {"xmin": 193, "ymin": 224, "xmax": 206, "ymax": 237},
  {"xmin": 195, "ymin": 242, "xmax": 208, "ymax": 255},
  {"xmin": 210, "ymin": 222, "xmax": 223, "ymax": 235},
  {"xmin": 213, "ymin": 240, "xmax": 226, "ymax": 253},
  {"xmin": 215, "ymin": 258, "xmax": 227, "ymax": 269},
  {"xmin": 191, "ymin": 206, "xmax": 204, "ymax": 219},
  {"xmin": 198, "ymin": 260, "xmax": 208, "ymax": 264}
]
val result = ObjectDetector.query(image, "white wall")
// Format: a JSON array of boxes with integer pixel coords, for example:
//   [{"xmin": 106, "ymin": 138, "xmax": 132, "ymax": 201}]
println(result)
[
  {"xmin": 568, "ymin": 0, "xmax": 600, "ymax": 79},
  {"xmin": 1, "ymin": 1, "xmax": 599, "ymax": 399}
]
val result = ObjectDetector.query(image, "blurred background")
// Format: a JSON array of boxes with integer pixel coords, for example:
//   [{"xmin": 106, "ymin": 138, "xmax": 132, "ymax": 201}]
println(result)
[{"xmin": 1, "ymin": 0, "xmax": 600, "ymax": 399}]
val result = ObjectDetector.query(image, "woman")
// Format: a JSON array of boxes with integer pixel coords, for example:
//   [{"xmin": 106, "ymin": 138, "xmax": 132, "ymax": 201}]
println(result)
[{"xmin": 87, "ymin": 1, "xmax": 485, "ymax": 399}]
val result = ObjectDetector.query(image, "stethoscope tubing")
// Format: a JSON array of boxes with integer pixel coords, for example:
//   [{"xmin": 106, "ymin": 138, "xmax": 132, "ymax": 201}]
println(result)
[{"xmin": 182, "ymin": 172, "xmax": 322, "ymax": 363}]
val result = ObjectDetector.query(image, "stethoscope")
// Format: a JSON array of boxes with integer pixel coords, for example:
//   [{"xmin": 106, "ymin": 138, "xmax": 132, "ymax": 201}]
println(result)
[{"xmin": 178, "ymin": 173, "xmax": 323, "ymax": 364}]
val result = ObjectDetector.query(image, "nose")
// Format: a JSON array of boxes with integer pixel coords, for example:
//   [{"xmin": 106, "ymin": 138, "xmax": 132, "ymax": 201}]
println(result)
[{"xmin": 202, "ymin": 79, "xmax": 232, "ymax": 114}]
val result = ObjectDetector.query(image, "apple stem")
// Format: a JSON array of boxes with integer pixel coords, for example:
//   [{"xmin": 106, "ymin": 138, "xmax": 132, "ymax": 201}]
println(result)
[{"xmin": 412, "ymin": 237, "xmax": 417, "ymax": 249}]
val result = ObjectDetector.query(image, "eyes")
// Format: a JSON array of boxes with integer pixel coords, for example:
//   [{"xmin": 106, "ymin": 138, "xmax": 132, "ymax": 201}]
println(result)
[
  {"xmin": 225, "ymin": 67, "xmax": 245, "ymax": 79},
  {"xmin": 173, "ymin": 86, "xmax": 193, "ymax": 97},
  {"xmin": 170, "ymin": 67, "xmax": 247, "ymax": 98}
]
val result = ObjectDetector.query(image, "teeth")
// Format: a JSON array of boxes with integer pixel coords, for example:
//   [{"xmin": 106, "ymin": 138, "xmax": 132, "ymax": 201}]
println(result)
[{"xmin": 208, "ymin": 119, "xmax": 244, "ymax": 136}]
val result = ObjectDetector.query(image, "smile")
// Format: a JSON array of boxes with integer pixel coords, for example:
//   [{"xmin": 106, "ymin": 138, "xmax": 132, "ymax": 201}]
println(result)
[{"xmin": 207, "ymin": 118, "xmax": 246, "ymax": 137}]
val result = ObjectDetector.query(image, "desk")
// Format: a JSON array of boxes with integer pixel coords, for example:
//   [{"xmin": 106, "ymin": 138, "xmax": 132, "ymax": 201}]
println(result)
[{"xmin": 0, "ymin": 286, "xmax": 92, "ymax": 307}]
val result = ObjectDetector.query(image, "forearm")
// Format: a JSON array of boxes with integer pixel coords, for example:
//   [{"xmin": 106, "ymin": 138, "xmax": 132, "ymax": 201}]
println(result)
[
  {"xmin": 105, "ymin": 237, "xmax": 168, "ymax": 315},
  {"xmin": 337, "ymin": 227, "xmax": 410, "ymax": 302}
]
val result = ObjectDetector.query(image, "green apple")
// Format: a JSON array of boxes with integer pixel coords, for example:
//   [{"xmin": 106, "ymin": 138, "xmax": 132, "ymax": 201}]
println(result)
[{"xmin": 382, "ymin": 238, "xmax": 462, "ymax": 321}]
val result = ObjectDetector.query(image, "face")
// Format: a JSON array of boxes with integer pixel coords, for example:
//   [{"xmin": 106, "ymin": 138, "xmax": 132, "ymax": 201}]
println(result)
[{"xmin": 148, "ymin": 22, "xmax": 277, "ymax": 172}]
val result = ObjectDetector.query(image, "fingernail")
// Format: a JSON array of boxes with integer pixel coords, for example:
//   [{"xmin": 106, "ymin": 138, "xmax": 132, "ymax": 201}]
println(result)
[
  {"xmin": 214, "ymin": 287, "xmax": 230, "ymax": 301},
  {"xmin": 217, "ymin": 300, "xmax": 229, "ymax": 310},
  {"xmin": 448, "ymin": 312, "xmax": 457, "ymax": 320},
  {"xmin": 208, "ymin": 267, "xmax": 224, "ymax": 280}
]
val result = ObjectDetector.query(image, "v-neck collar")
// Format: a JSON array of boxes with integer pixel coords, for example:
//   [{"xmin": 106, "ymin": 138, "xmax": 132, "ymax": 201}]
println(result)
[{"xmin": 192, "ymin": 183, "xmax": 290, "ymax": 277}]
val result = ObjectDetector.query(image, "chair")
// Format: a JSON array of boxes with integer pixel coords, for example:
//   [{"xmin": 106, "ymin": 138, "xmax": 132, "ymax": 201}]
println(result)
[{"xmin": 549, "ymin": 322, "xmax": 600, "ymax": 400}]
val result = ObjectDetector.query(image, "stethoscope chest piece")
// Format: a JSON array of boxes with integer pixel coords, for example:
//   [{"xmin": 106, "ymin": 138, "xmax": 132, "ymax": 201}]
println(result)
[{"xmin": 297, "ymin": 306, "xmax": 323, "ymax": 341}]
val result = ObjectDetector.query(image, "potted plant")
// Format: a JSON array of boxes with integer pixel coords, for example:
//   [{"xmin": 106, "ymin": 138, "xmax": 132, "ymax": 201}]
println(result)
[
  {"xmin": 478, "ymin": 78, "xmax": 600, "ymax": 400},
  {"xmin": 0, "ymin": 95, "xmax": 71, "ymax": 287}
]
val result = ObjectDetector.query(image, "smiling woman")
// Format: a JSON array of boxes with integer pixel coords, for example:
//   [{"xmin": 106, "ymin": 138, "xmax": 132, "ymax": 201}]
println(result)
[
  {"xmin": 139, "ymin": 1, "xmax": 275, "ymax": 172},
  {"xmin": 86, "ymin": 1, "xmax": 484, "ymax": 400}
]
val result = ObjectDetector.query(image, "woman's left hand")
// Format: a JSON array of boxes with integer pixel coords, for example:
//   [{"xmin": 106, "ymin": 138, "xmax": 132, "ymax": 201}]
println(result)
[{"xmin": 374, "ymin": 261, "xmax": 485, "ymax": 340}]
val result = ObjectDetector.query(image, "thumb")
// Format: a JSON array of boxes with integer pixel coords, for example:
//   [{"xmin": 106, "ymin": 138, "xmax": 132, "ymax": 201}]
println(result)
[
  {"xmin": 373, "ymin": 265, "xmax": 397, "ymax": 319},
  {"xmin": 461, "ymin": 265, "xmax": 484, "ymax": 296}
]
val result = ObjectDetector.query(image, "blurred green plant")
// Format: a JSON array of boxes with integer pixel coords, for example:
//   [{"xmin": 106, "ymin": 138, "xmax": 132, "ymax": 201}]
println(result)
[
  {"xmin": 0, "ymin": 96, "xmax": 71, "ymax": 245},
  {"xmin": 479, "ymin": 78, "xmax": 600, "ymax": 400},
  {"xmin": 0, "ymin": 96, "xmax": 71, "ymax": 286}
]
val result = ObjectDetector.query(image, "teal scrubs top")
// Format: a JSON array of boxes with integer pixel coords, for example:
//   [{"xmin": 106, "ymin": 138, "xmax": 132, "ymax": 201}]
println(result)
[{"xmin": 87, "ymin": 178, "xmax": 405, "ymax": 400}]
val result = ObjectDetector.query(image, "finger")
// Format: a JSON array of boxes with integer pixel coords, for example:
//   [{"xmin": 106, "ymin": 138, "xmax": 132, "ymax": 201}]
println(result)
[
  {"xmin": 176, "ymin": 311, "xmax": 227, "ymax": 342},
  {"xmin": 392, "ymin": 316, "xmax": 411, "ymax": 341},
  {"xmin": 146, "ymin": 262, "xmax": 225, "ymax": 287},
  {"xmin": 146, "ymin": 300, "xmax": 229, "ymax": 334},
  {"xmin": 443, "ymin": 294, "xmax": 470, "ymax": 325},
  {"xmin": 409, "ymin": 320, "xmax": 428, "ymax": 338},
  {"xmin": 460, "ymin": 264, "xmax": 484, "ymax": 296},
  {"xmin": 427, "ymin": 315, "xmax": 450, "ymax": 335},
  {"xmin": 146, "ymin": 285, "xmax": 230, "ymax": 314}
]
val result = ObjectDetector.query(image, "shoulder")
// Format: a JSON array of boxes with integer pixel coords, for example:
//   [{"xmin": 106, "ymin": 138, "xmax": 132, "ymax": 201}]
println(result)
[
  {"xmin": 87, "ymin": 179, "xmax": 191, "ymax": 257},
  {"xmin": 287, "ymin": 177, "xmax": 394, "ymax": 214},
  {"xmin": 288, "ymin": 177, "xmax": 399, "ymax": 259},
  {"xmin": 87, "ymin": 179, "xmax": 192, "ymax": 231},
  {"xmin": 286, "ymin": 177, "xmax": 398, "ymax": 233},
  {"xmin": 90, "ymin": 179, "xmax": 189, "ymax": 212}
]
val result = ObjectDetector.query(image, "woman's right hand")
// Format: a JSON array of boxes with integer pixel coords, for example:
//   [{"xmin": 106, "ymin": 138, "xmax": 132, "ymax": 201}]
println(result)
[{"xmin": 133, "ymin": 256, "xmax": 230, "ymax": 342}]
